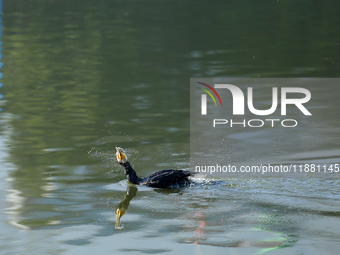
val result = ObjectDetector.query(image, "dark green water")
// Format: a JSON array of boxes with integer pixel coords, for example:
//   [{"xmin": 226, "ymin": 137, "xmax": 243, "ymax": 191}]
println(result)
[{"xmin": 0, "ymin": 1, "xmax": 340, "ymax": 254}]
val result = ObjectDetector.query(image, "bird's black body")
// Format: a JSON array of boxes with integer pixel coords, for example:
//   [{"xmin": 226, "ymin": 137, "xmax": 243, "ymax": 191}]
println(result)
[{"xmin": 119, "ymin": 161, "xmax": 192, "ymax": 189}]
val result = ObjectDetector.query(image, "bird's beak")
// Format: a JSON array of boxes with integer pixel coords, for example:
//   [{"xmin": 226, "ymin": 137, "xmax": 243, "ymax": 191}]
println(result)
[
  {"xmin": 115, "ymin": 209, "xmax": 122, "ymax": 229},
  {"xmin": 116, "ymin": 147, "xmax": 122, "ymax": 161}
]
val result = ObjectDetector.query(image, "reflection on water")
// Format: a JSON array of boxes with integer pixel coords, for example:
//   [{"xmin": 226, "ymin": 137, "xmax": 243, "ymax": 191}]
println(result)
[
  {"xmin": 115, "ymin": 185, "xmax": 138, "ymax": 229},
  {"xmin": 0, "ymin": 0, "xmax": 340, "ymax": 254}
]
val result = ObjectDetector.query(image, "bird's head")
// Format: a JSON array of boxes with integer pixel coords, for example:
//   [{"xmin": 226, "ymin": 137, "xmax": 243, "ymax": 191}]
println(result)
[{"xmin": 116, "ymin": 147, "xmax": 128, "ymax": 164}]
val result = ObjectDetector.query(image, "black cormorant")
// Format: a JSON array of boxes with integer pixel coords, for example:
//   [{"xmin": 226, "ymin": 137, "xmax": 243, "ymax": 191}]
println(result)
[{"xmin": 116, "ymin": 147, "xmax": 192, "ymax": 188}]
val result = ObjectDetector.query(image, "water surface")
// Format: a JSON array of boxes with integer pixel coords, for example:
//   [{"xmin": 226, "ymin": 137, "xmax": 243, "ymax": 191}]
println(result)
[{"xmin": 1, "ymin": 1, "xmax": 340, "ymax": 254}]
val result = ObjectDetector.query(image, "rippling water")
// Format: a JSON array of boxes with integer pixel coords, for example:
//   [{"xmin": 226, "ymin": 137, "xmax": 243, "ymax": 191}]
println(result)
[{"xmin": 1, "ymin": 0, "xmax": 340, "ymax": 254}]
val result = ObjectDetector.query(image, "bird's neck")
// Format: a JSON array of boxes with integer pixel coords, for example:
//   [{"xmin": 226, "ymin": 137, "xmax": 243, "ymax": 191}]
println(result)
[{"xmin": 121, "ymin": 162, "xmax": 142, "ymax": 184}]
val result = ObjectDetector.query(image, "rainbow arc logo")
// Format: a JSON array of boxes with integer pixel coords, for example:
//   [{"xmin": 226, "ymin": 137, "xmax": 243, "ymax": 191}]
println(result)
[
  {"xmin": 197, "ymin": 82, "xmax": 222, "ymax": 115},
  {"xmin": 196, "ymin": 82, "xmax": 222, "ymax": 106}
]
